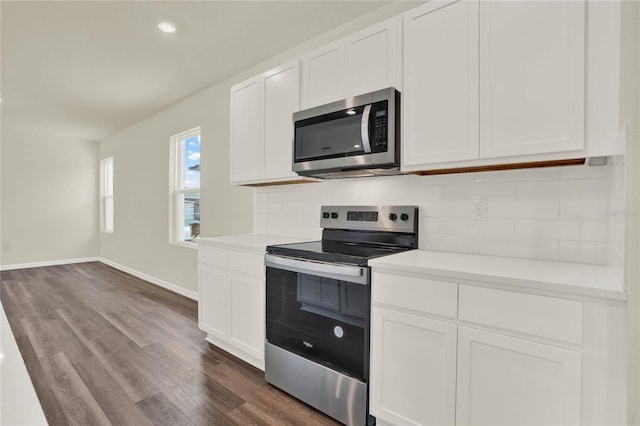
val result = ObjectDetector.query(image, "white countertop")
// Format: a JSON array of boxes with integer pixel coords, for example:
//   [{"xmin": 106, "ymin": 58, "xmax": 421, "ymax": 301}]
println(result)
[
  {"xmin": 369, "ymin": 250, "xmax": 626, "ymax": 301},
  {"xmin": 197, "ymin": 233, "xmax": 307, "ymax": 253},
  {"xmin": 198, "ymin": 235, "xmax": 626, "ymax": 301}
]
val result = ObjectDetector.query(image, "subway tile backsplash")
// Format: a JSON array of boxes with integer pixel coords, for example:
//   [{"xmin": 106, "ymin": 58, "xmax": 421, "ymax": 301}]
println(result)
[{"xmin": 254, "ymin": 163, "xmax": 621, "ymax": 266}]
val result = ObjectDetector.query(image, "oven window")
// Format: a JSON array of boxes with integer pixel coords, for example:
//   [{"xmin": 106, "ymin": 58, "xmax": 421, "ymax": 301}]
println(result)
[{"xmin": 266, "ymin": 267, "xmax": 369, "ymax": 381}]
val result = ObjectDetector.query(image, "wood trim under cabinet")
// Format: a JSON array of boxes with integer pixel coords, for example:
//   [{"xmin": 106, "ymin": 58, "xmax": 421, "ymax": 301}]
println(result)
[
  {"xmin": 410, "ymin": 158, "xmax": 586, "ymax": 176},
  {"xmin": 242, "ymin": 179, "xmax": 319, "ymax": 187}
]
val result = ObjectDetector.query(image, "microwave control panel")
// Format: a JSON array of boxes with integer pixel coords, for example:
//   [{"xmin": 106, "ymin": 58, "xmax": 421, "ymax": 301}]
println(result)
[{"xmin": 372, "ymin": 105, "xmax": 388, "ymax": 153}]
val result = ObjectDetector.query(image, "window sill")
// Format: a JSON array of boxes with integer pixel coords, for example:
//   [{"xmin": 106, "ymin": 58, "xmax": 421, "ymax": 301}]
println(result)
[
  {"xmin": 171, "ymin": 241, "xmax": 199, "ymax": 249},
  {"xmin": 101, "ymin": 230, "xmax": 114, "ymax": 234}
]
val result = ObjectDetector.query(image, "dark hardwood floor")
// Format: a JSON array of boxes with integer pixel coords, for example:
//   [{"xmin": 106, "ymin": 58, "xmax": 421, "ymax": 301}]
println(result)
[{"xmin": 0, "ymin": 262, "xmax": 339, "ymax": 425}]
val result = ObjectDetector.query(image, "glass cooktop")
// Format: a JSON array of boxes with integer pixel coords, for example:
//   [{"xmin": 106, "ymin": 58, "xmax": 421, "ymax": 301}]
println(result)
[{"xmin": 266, "ymin": 240, "xmax": 413, "ymax": 267}]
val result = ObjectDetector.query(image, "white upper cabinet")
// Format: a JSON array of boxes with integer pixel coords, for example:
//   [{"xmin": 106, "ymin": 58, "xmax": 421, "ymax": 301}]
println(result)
[
  {"xmin": 264, "ymin": 62, "xmax": 300, "ymax": 180},
  {"xmin": 479, "ymin": 1, "xmax": 585, "ymax": 158},
  {"xmin": 231, "ymin": 0, "xmax": 617, "ymax": 181},
  {"xmin": 301, "ymin": 18, "xmax": 400, "ymax": 109},
  {"xmin": 230, "ymin": 60, "xmax": 304, "ymax": 186},
  {"xmin": 345, "ymin": 19, "xmax": 400, "ymax": 99},
  {"xmin": 300, "ymin": 40, "xmax": 346, "ymax": 109},
  {"xmin": 230, "ymin": 77, "xmax": 265, "ymax": 183},
  {"xmin": 586, "ymin": 1, "xmax": 622, "ymax": 156},
  {"xmin": 402, "ymin": 0, "xmax": 588, "ymax": 172},
  {"xmin": 402, "ymin": 0, "xmax": 480, "ymax": 167}
]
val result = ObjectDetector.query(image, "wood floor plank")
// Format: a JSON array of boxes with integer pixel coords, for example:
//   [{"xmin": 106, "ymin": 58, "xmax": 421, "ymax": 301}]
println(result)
[
  {"xmin": 71, "ymin": 355, "xmax": 155, "ymax": 426},
  {"xmin": 227, "ymin": 402, "xmax": 281, "ymax": 425},
  {"xmin": 82, "ymin": 336, "xmax": 160, "ymax": 403},
  {"xmin": 47, "ymin": 352, "xmax": 112, "ymax": 426},
  {"xmin": 21, "ymin": 317, "xmax": 94, "ymax": 364},
  {"xmin": 3, "ymin": 262, "xmax": 338, "ymax": 426},
  {"xmin": 1, "ymin": 269, "xmax": 29, "ymax": 282},
  {"xmin": 136, "ymin": 393, "xmax": 195, "ymax": 426},
  {"xmin": 211, "ymin": 363, "xmax": 339, "ymax": 426},
  {"xmin": 0, "ymin": 284, "xmax": 27, "ymax": 337},
  {"xmin": 19, "ymin": 280, "xmax": 64, "ymax": 320},
  {"xmin": 14, "ymin": 335, "xmax": 70, "ymax": 426},
  {"xmin": 2, "ymin": 280, "xmax": 42, "ymax": 320},
  {"xmin": 43, "ymin": 276, "xmax": 96, "ymax": 314}
]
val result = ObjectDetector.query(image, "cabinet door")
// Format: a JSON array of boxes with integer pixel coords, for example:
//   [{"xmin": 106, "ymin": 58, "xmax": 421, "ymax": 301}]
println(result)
[
  {"xmin": 198, "ymin": 265, "xmax": 231, "ymax": 339},
  {"xmin": 301, "ymin": 40, "xmax": 345, "ymax": 109},
  {"xmin": 345, "ymin": 18, "xmax": 399, "ymax": 97},
  {"xmin": 230, "ymin": 77, "xmax": 265, "ymax": 183},
  {"xmin": 402, "ymin": 0, "xmax": 479, "ymax": 168},
  {"xmin": 229, "ymin": 272, "xmax": 264, "ymax": 365},
  {"xmin": 370, "ymin": 307, "xmax": 457, "ymax": 426},
  {"xmin": 264, "ymin": 61, "xmax": 300, "ymax": 180},
  {"xmin": 479, "ymin": 1, "xmax": 585, "ymax": 158},
  {"xmin": 456, "ymin": 326, "xmax": 582, "ymax": 426}
]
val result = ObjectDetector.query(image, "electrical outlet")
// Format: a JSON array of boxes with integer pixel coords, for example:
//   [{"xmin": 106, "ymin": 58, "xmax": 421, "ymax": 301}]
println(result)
[
  {"xmin": 472, "ymin": 199, "xmax": 487, "ymax": 221},
  {"xmin": 2, "ymin": 241, "xmax": 11, "ymax": 250},
  {"xmin": 281, "ymin": 204, "xmax": 288, "ymax": 216}
]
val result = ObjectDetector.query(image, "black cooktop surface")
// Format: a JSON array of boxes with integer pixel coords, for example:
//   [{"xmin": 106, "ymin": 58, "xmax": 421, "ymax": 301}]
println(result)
[{"xmin": 266, "ymin": 240, "xmax": 413, "ymax": 267}]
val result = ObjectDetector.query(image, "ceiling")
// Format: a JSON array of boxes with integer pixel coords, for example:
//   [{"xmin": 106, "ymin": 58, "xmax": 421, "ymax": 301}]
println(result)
[{"xmin": 0, "ymin": 1, "xmax": 391, "ymax": 142}]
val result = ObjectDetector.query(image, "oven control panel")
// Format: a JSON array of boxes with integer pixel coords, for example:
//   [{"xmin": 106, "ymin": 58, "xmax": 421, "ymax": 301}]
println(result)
[
  {"xmin": 320, "ymin": 205, "xmax": 418, "ymax": 233},
  {"xmin": 346, "ymin": 211, "xmax": 378, "ymax": 222}
]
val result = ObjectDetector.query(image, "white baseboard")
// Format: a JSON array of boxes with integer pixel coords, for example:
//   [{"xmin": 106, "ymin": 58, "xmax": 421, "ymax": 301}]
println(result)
[
  {"xmin": 97, "ymin": 257, "xmax": 198, "ymax": 301},
  {"xmin": 0, "ymin": 257, "xmax": 101, "ymax": 271}
]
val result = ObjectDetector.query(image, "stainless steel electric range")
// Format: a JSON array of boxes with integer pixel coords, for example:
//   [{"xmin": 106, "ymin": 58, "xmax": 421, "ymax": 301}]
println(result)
[{"xmin": 264, "ymin": 205, "xmax": 419, "ymax": 426}]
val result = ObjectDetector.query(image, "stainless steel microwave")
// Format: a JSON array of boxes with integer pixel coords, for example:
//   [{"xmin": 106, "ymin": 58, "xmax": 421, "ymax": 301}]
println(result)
[{"xmin": 292, "ymin": 87, "xmax": 400, "ymax": 179}]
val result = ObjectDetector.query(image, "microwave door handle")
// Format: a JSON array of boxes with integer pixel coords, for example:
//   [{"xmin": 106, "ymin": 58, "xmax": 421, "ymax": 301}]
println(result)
[{"xmin": 361, "ymin": 104, "xmax": 372, "ymax": 153}]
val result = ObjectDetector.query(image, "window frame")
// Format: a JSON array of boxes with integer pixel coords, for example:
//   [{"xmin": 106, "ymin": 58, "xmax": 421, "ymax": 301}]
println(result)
[
  {"xmin": 100, "ymin": 156, "xmax": 114, "ymax": 234},
  {"xmin": 169, "ymin": 127, "xmax": 201, "ymax": 248}
]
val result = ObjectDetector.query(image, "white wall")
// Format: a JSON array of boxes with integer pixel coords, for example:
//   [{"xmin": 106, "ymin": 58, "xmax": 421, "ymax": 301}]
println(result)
[
  {"xmin": 620, "ymin": 1, "xmax": 640, "ymax": 422},
  {"xmin": 0, "ymin": 128, "xmax": 99, "ymax": 267},
  {"xmin": 255, "ymin": 165, "xmax": 615, "ymax": 265},
  {"xmin": 98, "ymin": 85, "xmax": 254, "ymax": 295}
]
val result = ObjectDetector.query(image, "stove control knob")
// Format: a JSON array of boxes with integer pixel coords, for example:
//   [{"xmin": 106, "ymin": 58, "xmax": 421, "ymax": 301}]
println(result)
[
  {"xmin": 331, "ymin": 212, "xmax": 338, "ymax": 219},
  {"xmin": 389, "ymin": 213, "xmax": 397, "ymax": 221},
  {"xmin": 400, "ymin": 213, "xmax": 409, "ymax": 221},
  {"xmin": 322, "ymin": 212, "xmax": 330, "ymax": 219}
]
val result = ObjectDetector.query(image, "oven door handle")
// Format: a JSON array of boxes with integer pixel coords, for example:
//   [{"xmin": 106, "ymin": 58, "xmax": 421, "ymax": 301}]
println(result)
[{"xmin": 265, "ymin": 254, "xmax": 365, "ymax": 279}]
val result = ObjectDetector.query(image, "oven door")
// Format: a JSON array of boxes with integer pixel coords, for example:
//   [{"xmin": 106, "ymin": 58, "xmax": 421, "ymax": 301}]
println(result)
[{"xmin": 265, "ymin": 254, "xmax": 370, "ymax": 381}]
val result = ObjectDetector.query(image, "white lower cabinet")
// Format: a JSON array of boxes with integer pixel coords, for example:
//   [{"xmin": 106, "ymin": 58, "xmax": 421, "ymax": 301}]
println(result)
[
  {"xmin": 370, "ymin": 270, "xmax": 623, "ymax": 426},
  {"xmin": 198, "ymin": 250, "xmax": 265, "ymax": 369},
  {"xmin": 199, "ymin": 265, "xmax": 231, "ymax": 339},
  {"xmin": 456, "ymin": 326, "xmax": 582, "ymax": 426},
  {"xmin": 229, "ymin": 272, "xmax": 263, "ymax": 361},
  {"xmin": 370, "ymin": 307, "xmax": 457, "ymax": 426}
]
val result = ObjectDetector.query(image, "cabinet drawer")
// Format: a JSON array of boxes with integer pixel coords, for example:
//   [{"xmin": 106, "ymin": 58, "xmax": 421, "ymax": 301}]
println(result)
[
  {"xmin": 228, "ymin": 250, "xmax": 264, "ymax": 278},
  {"xmin": 459, "ymin": 285, "xmax": 583, "ymax": 344},
  {"xmin": 372, "ymin": 272, "xmax": 458, "ymax": 319},
  {"xmin": 198, "ymin": 246, "xmax": 227, "ymax": 268}
]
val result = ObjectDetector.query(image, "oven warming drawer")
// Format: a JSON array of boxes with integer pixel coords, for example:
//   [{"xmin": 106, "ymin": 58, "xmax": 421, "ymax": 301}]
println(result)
[{"xmin": 265, "ymin": 342, "xmax": 367, "ymax": 426}]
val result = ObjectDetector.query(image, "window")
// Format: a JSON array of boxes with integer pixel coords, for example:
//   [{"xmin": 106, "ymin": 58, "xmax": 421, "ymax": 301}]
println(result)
[
  {"xmin": 170, "ymin": 127, "xmax": 201, "ymax": 245},
  {"xmin": 100, "ymin": 157, "xmax": 114, "ymax": 233}
]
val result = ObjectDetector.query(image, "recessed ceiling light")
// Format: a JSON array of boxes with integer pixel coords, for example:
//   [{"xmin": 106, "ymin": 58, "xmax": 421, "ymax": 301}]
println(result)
[
  {"xmin": 158, "ymin": 22, "xmax": 176, "ymax": 33},
  {"xmin": 346, "ymin": 110, "xmax": 356, "ymax": 115}
]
